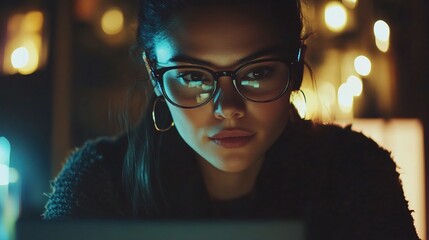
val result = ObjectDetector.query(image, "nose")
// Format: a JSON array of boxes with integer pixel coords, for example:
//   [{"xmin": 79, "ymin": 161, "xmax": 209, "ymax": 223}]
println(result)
[{"xmin": 213, "ymin": 76, "xmax": 246, "ymax": 120}]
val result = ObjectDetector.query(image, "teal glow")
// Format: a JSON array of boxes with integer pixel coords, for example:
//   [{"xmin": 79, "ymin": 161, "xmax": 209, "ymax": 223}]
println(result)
[
  {"xmin": 0, "ymin": 137, "xmax": 10, "ymax": 165},
  {"xmin": 241, "ymin": 80, "xmax": 260, "ymax": 88},
  {"xmin": 8, "ymin": 168, "xmax": 19, "ymax": 184},
  {"xmin": 0, "ymin": 164, "xmax": 8, "ymax": 186},
  {"xmin": 297, "ymin": 47, "xmax": 302, "ymax": 61},
  {"xmin": 0, "ymin": 137, "xmax": 11, "ymax": 186},
  {"xmin": 154, "ymin": 40, "xmax": 175, "ymax": 64}
]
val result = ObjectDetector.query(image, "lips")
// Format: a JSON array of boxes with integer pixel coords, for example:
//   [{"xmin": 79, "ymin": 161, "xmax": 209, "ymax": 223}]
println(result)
[{"xmin": 209, "ymin": 129, "xmax": 255, "ymax": 148}]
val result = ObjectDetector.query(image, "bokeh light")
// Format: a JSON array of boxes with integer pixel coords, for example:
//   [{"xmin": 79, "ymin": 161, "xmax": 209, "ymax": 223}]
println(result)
[
  {"xmin": 0, "ymin": 137, "xmax": 11, "ymax": 186},
  {"xmin": 8, "ymin": 168, "xmax": 19, "ymax": 184},
  {"xmin": 342, "ymin": 0, "xmax": 358, "ymax": 9},
  {"xmin": 374, "ymin": 20, "xmax": 390, "ymax": 52},
  {"xmin": 0, "ymin": 165, "xmax": 9, "ymax": 186},
  {"xmin": 291, "ymin": 90, "xmax": 307, "ymax": 119},
  {"xmin": 0, "ymin": 137, "xmax": 11, "ymax": 165},
  {"xmin": 11, "ymin": 41, "xmax": 40, "ymax": 75},
  {"xmin": 346, "ymin": 75, "xmax": 363, "ymax": 97},
  {"xmin": 101, "ymin": 7, "xmax": 124, "ymax": 35},
  {"xmin": 11, "ymin": 47, "xmax": 29, "ymax": 69},
  {"xmin": 354, "ymin": 55, "xmax": 371, "ymax": 76},
  {"xmin": 374, "ymin": 20, "xmax": 390, "ymax": 41},
  {"xmin": 338, "ymin": 83, "xmax": 354, "ymax": 113},
  {"xmin": 22, "ymin": 11, "xmax": 44, "ymax": 32},
  {"xmin": 3, "ymin": 11, "xmax": 44, "ymax": 75},
  {"xmin": 324, "ymin": 2, "xmax": 348, "ymax": 32}
]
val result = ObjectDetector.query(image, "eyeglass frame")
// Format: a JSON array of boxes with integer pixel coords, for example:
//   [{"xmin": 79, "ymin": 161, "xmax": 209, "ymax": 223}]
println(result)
[{"xmin": 146, "ymin": 51, "xmax": 303, "ymax": 109}]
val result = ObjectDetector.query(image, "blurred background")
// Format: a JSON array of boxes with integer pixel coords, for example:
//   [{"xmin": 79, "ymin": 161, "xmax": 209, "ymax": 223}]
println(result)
[{"xmin": 0, "ymin": 0, "xmax": 428, "ymax": 239}]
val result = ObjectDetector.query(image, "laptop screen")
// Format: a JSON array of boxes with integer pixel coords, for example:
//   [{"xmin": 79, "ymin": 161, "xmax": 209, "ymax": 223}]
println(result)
[{"xmin": 16, "ymin": 219, "xmax": 305, "ymax": 240}]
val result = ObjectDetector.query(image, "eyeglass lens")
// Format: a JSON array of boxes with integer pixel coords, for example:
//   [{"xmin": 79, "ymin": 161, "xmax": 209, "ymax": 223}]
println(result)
[{"xmin": 161, "ymin": 60, "xmax": 290, "ymax": 107}]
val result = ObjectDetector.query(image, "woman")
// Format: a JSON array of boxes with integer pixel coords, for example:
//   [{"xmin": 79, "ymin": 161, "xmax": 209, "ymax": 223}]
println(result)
[{"xmin": 43, "ymin": 0, "xmax": 419, "ymax": 239}]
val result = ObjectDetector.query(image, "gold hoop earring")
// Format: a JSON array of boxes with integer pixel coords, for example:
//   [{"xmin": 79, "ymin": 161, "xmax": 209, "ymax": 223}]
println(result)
[
  {"xmin": 290, "ymin": 89, "xmax": 307, "ymax": 120},
  {"xmin": 152, "ymin": 97, "xmax": 175, "ymax": 132}
]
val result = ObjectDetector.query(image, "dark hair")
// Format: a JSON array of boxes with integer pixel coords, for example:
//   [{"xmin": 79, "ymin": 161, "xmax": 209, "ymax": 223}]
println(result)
[
  {"xmin": 137, "ymin": 0, "xmax": 305, "ymax": 59},
  {"xmin": 123, "ymin": 0, "xmax": 306, "ymax": 217}
]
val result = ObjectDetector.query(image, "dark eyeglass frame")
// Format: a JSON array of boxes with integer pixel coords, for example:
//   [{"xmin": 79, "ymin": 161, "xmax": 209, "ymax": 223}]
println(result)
[{"xmin": 147, "ymin": 56, "xmax": 299, "ymax": 109}]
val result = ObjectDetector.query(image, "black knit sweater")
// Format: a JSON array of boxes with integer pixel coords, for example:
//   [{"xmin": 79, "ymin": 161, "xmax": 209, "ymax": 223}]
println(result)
[{"xmin": 43, "ymin": 122, "xmax": 419, "ymax": 239}]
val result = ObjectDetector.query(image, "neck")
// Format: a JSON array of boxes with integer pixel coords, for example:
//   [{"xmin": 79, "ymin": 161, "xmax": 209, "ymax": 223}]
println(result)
[{"xmin": 197, "ymin": 155, "xmax": 264, "ymax": 201}]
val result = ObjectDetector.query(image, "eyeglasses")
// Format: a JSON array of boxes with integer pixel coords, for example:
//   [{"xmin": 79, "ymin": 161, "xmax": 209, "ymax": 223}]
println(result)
[{"xmin": 148, "ymin": 57, "xmax": 297, "ymax": 109}]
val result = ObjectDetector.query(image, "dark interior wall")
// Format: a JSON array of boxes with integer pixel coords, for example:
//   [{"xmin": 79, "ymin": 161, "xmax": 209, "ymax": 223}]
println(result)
[{"xmin": 392, "ymin": 0, "xmax": 429, "ymax": 232}]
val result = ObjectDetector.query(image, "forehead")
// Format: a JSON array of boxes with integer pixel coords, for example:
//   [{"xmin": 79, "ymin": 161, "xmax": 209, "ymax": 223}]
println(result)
[{"xmin": 154, "ymin": 5, "xmax": 288, "ymax": 66}]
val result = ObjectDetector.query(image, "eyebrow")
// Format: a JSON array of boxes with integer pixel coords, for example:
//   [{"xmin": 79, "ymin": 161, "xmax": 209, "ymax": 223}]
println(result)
[{"xmin": 168, "ymin": 46, "xmax": 285, "ymax": 67}]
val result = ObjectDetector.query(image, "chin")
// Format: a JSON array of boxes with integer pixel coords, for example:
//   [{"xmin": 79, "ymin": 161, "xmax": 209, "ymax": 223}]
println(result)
[{"xmin": 213, "ymin": 158, "xmax": 258, "ymax": 173}]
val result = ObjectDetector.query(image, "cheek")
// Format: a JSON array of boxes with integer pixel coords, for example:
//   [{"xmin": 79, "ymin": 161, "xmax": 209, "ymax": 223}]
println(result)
[
  {"xmin": 167, "ymin": 105, "xmax": 211, "ymax": 141},
  {"xmin": 251, "ymin": 96, "xmax": 291, "ymax": 128}
]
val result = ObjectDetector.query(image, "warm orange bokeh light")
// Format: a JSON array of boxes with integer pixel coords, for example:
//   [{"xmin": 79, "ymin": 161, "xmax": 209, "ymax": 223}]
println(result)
[{"xmin": 3, "ymin": 10, "xmax": 44, "ymax": 75}]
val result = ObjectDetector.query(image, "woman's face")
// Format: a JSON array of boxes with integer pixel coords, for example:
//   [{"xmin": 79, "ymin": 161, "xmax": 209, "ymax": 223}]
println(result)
[{"xmin": 151, "ymin": 5, "xmax": 294, "ymax": 174}]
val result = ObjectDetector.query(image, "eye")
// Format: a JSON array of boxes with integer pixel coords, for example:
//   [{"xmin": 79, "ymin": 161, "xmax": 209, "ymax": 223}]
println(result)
[
  {"xmin": 178, "ymin": 71, "xmax": 207, "ymax": 82},
  {"xmin": 245, "ymin": 67, "xmax": 274, "ymax": 80},
  {"xmin": 175, "ymin": 70, "xmax": 214, "ymax": 90}
]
